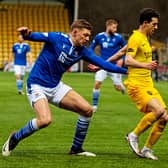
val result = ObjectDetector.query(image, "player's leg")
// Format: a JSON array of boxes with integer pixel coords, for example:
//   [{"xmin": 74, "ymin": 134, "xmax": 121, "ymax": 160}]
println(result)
[
  {"xmin": 92, "ymin": 70, "xmax": 106, "ymax": 112},
  {"xmin": 109, "ymin": 73, "xmax": 125, "ymax": 94},
  {"xmin": 2, "ymin": 85, "xmax": 52, "ymax": 156},
  {"xmin": 92, "ymin": 81, "xmax": 101, "ymax": 112},
  {"xmin": 19, "ymin": 65, "xmax": 26, "ymax": 94},
  {"xmin": 61, "ymin": 90, "xmax": 95, "ymax": 156},
  {"xmin": 125, "ymin": 87, "xmax": 157, "ymax": 156},
  {"xmin": 127, "ymin": 89, "xmax": 168, "ymax": 159},
  {"xmin": 140, "ymin": 117, "xmax": 166, "ymax": 160},
  {"xmin": 14, "ymin": 65, "xmax": 23, "ymax": 94},
  {"xmin": 140, "ymin": 95, "xmax": 168, "ymax": 160},
  {"xmin": 126, "ymin": 110, "xmax": 157, "ymax": 156},
  {"xmin": 56, "ymin": 84, "xmax": 95, "ymax": 156}
]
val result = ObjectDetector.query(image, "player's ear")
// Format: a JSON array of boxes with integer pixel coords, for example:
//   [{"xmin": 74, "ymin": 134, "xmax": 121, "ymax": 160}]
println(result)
[
  {"xmin": 144, "ymin": 20, "xmax": 149, "ymax": 25},
  {"xmin": 72, "ymin": 28, "xmax": 79, "ymax": 37}
]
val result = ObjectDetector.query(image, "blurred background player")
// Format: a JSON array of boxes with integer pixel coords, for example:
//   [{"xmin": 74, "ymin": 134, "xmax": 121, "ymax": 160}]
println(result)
[
  {"xmin": 125, "ymin": 8, "xmax": 168, "ymax": 160},
  {"xmin": 151, "ymin": 45, "xmax": 159, "ymax": 82},
  {"xmin": 90, "ymin": 19, "xmax": 127, "ymax": 112},
  {"xmin": 2, "ymin": 19, "xmax": 127, "ymax": 157},
  {"xmin": 8, "ymin": 34, "xmax": 32, "ymax": 95}
]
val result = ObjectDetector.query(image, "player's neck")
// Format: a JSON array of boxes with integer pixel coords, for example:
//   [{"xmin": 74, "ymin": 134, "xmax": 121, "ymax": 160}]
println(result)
[
  {"xmin": 138, "ymin": 26, "xmax": 148, "ymax": 37},
  {"xmin": 105, "ymin": 31, "xmax": 114, "ymax": 36},
  {"xmin": 69, "ymin": 33, "xmax": 75, "ymax": 46}
]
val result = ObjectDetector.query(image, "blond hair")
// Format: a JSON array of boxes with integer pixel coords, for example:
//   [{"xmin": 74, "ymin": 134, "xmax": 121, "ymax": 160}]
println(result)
[
  {"xmin": 70, "ymin": 19, "xmax": 93, "ymax": 31},
  {"xmin": 105, "ymin": 19, "xmax": 118, "ymax": 27}
]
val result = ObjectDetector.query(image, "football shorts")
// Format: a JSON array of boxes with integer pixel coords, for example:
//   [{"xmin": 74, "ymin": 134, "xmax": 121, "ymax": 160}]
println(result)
[
  {"xmin": 95, "ymin": 69, "xmax": 123, "ymax": 85},
  {"xmin": 127, "ymin": 85, "xmax": 166, "ymax": 113},
  {"xmin": 14, "ymin": 65, "xmax": 26, "ymax": 75},
  {"xmin": 26, "ymin": 81, "xmax": 72, "ymax": 107}
]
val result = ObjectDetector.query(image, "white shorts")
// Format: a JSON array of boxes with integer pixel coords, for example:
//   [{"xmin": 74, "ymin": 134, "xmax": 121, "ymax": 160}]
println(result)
[
  {"xmin": 26, "ymin": 82, "xmax": 72, "ymax": 107},
  {"xmin": 95, "ymin": 69, "xmax": 123, "ymax": 85},
  {"xmin": 14, "ymin": 65, "xmax": 26, "ymax": 75}
]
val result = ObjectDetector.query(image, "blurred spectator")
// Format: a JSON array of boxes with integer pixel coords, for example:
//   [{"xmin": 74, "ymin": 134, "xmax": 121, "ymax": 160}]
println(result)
[{"xmin": 151, "ymin": 45, "xmax": 159, "ymax": 82}]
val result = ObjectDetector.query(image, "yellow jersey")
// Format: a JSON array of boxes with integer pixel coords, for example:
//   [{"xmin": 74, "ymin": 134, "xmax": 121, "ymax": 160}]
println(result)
[{"xmin": 125, "ymin": 30, "xmax": 153, "ymax": 87}]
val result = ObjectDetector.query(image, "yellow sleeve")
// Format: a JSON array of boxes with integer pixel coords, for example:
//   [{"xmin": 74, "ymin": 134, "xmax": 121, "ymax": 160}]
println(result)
[{"xmin": 126, "ymin": 35, "xmax": 140, "ymax": 58}]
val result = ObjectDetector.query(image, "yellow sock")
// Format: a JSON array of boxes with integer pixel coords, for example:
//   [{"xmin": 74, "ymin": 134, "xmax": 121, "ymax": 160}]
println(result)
[
  {"xmin": 133, "ymin": 112, "xmax": 156, "ymax": 136},
  {"xmin": 145, "ymin": 119, "xmax": 167, "ymax": 148}
]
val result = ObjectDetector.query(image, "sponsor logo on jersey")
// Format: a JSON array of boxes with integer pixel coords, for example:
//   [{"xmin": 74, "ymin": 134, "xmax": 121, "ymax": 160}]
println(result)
[
  {"xmin": 147, "ymin": 91, "xmax": 152, "ymax": 95},
  {"xmin": 127, "ymin": 48, "xmax": 134, "ymax": 52}
]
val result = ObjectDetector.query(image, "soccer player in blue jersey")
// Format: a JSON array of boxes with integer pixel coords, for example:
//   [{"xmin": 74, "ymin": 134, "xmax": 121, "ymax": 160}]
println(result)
[
  {"xmin": 90, "ymin": 19, "xmax": 127, "ymax": 112},
  {"xmin": 8, "ymin": 35, "xmax": 32, "ymax": 95},
  {"xmin": 2, "ymin": 19, "xmax": 127, "ymax": 157}
]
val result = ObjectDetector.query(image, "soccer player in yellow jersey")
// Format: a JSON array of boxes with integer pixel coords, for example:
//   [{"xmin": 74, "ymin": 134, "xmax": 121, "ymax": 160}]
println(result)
[{"xmin": 125, "ymin": 8, "xmax": 168, "ymax": 160}]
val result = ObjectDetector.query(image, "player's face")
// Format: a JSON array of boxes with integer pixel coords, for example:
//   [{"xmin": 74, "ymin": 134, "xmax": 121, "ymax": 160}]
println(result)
[
  {"xmin": 147, "ymin": 17, "xmax": 159, "ymax": 36},
  {"xmin": 18, "ymin": 35, "xmax": 24, "ymax": 43},
  {"xmin": 73, "ymin": 28, "xmax": 91, "ymax": 47},
  {"xmin": 107, "ymin": 23, "xmax": 118, "ymax": 35}
]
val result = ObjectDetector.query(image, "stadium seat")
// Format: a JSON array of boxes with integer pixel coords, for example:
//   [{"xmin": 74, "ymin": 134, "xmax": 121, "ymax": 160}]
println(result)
[{"xmin": 0, "ymin": 3, "xmax": 70, "ymax": 69}]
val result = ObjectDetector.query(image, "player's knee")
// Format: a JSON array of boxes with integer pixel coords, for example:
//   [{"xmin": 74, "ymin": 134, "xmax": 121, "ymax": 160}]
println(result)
[
  {"xmin": 114, "ymin": 85, "xmax": 121, "ymax": 91},
  {"xmin": 38, "ymin": 117, "xmax": 52, "ymax": 128},
  {"xmin": 82, "ymin": 106, "xmax": 93, "ymax": 117},
  {"xmin": 155, "ymin": 107, "xmax": 167, "ymax": 120},
  {"xmin": 159, "ymin": 110, "xmax": 168, "ymax": 122}
]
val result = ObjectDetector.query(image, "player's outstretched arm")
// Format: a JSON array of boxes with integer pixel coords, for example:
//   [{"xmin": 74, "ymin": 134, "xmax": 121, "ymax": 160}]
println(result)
[
  {"xmin": 17, "ymin": 27, "xmax": 51, "ymax": 42},
  {"xmin": 17, "ymin": 27, "xmax": 32, "ymax": 36},
  {"xmin": 84, "ymin": 50, "xmax": 127, "ymax": 74},
  {"xmin": 107, "ymin": 45, "xmax": 127, "ymax": 62},
  {"xmin": 88, "ymin": 64, "xmax": 100, "ymax": 72}
]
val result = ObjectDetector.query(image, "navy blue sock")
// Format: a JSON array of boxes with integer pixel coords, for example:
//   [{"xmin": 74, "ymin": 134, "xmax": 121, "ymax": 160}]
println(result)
[
  {"xmin": 13, "ymin": 118, "xmax": 38, "ymax": 141},
  {"xmin": 71, "ymin": 116, "xmax": 90, "ymax": 152}
]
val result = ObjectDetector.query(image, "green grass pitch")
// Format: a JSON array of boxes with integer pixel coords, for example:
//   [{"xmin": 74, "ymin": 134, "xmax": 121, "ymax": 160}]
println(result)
[{"xmin": 0, "ymin": 71, "xmax": 168, "ymax": 168}]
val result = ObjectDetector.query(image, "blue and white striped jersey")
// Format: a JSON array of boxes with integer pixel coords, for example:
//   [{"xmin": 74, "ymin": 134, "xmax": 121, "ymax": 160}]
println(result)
[{"xmin": 24, "ymin": 32, "xmax": 127, "ymax": 88}]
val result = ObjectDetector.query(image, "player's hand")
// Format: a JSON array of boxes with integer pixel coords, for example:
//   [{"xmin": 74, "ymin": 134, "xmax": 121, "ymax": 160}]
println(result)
[
  {"xmin": 146, "ymin": 60, "xmax": 158, "ymax": 70},
  {"xmin": 4, "ymin": 63, "xmax": 11, "ymax": 72},
  {"xmin": 88, "ymin": 64, "xmax": 100, "ymax": 72},
  {"xmin": 17, "ymin": 27, "xmax": 31, "ymax": 36},
  {"xmin": 116, "ymin": 59, "xmax": 123, "ymax": 67}
]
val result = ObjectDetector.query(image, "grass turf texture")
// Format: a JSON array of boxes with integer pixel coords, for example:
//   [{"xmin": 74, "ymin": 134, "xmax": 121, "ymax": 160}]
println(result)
[{"xmin": 0, "ymin": 71, "xmax": 168, "ymax": 168}]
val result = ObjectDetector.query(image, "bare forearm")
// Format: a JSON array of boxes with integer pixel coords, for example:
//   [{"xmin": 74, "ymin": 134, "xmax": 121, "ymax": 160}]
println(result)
[
  {"xmin": 107, "ymin": 45, "xmax": 127, "ymax": 62},
  {"xmin": 125, "ymin": 55, "xmax": 146, "ymax": 68},
  {"xmin": 125, "ymin": 55, "xmax": 157, "ymax": 70},
  {"xmin": 28, "ymin": 52, "xmax": 33, "ymax": 65},
  {"xmin": 8, "ymin": 53, "xmax": 13, "ymax": 64},
  {"xmin": 107, "ymin": 51, "xmax": 124, "ymax": 62}
]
